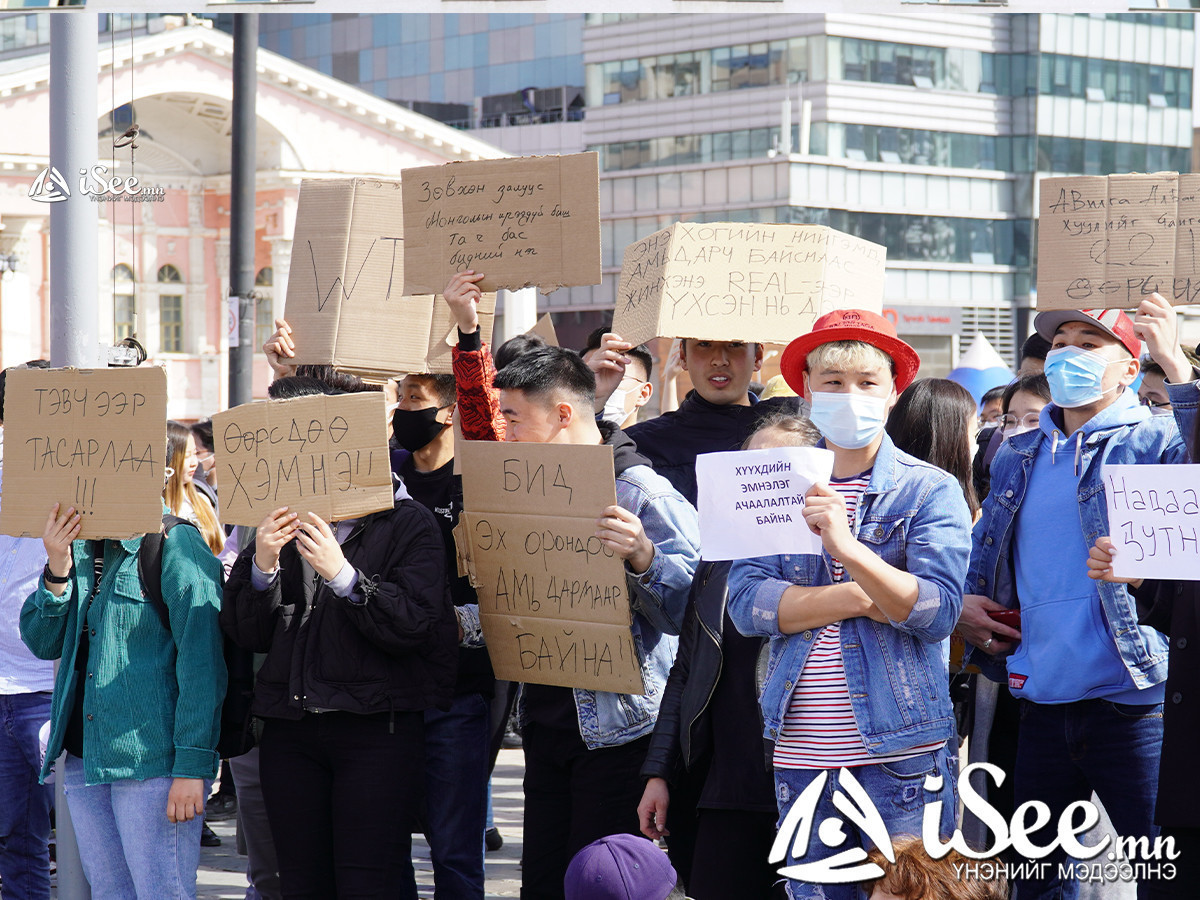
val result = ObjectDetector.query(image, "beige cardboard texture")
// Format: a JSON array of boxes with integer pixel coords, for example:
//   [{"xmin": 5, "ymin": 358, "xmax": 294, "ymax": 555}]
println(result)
[
  {"xmin": 0, "ymin": 367, "xmax": 167, "ymax": 540},
  {"xmin": 613, "ymin": 222, "xmax": 886, "ymax": 347},
  {"xmin": 284, "ymin": 177, "xmax": 495, "ymax": 378},
  {"xmin": 458, "ymin": 441, "xmax": 645, "ymax": 694},
  {"xmin": 528, "ymin": 313, "xmax": 559, "ymax": 347},
  {"xmin": 1038, "ymin": 173, "xmax": 1200, "ymax": 311},
  {"xmin": 400, "ymin": 153, "xmax": 602, "ymax": 295},
  {"xmin": 478, "ymin": 615, "xmax": 645, "ymax": 695},
  {"xmin": 213, "ymin": 393, "xmax": 394, "ymax": 527}
]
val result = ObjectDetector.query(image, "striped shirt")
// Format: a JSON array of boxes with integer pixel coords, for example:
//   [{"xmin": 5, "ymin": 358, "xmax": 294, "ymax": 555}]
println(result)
[{"xmin": 774, "ymin": 472, "xmax": 942, "ymax": 769}]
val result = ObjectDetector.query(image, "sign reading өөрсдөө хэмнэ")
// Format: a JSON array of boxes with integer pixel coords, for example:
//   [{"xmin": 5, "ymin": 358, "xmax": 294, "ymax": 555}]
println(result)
[{"xmin": 211, "ymin": 392, "xmax": 395, "ymax": 528}]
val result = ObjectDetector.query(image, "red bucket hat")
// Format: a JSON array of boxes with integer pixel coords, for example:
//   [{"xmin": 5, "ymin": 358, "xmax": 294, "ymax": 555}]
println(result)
[{"xmin": 780, "ymin": 309, "xmax": 921, "ymax": 399}]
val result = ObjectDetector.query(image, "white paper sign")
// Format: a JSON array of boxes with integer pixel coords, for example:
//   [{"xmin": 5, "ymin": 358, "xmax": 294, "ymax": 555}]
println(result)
[
  {"xmin": 1104, "ymin": 464, "xmax": 1200, "ymax": 580},
  {"xmin": 695, "ymin": 447, "xmax": 835, "ymax": 561}
]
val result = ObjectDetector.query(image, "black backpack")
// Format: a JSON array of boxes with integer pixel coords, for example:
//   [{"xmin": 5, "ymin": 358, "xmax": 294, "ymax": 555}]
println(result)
[{"xmin": 139, "ymin": 515, "xmax": 257, "ymax": 759}]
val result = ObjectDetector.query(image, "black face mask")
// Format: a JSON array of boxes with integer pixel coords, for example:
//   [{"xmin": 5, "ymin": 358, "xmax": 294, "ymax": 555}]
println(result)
[{"xmin": 392, "ymin": 406, "xmax": 450, "ymax": 453}]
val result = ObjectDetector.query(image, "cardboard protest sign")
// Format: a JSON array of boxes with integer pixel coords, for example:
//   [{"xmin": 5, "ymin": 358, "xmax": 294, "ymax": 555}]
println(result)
[
  {"xmin": 695, "ymin": 447, "xmax": 834, "ymax": 560},
  {"xmin": 458, "ymin": 440, "xmax": 645, "ymax": 694},
  {"xmin": 212, "ymin": 393, "xmax": 394, "ymax": 527},
  {"xmin": 1038, "ymin": 173, "xmax": 1200, "ymax": 311},
  {"xmin": 528, "ymin": 313, "xmax": 559, "ymax": 347},
  {"xmin": 283, "ymin": 177, "xmax": 496, "ymax": 379},
  {"xmin": 612, "ymin": 222, "xmax": 886, "ymax": 347},
  {"xmin": 401, "ymin": 153, "xmax": 601, "ymax": 295},
  {"xmin": 0, "ymin": 367, "xmax": 167, "ymax": 540},
  {"xmin": 1104, "ymin": 464, "xmax": 1200, "ymax": 580}
]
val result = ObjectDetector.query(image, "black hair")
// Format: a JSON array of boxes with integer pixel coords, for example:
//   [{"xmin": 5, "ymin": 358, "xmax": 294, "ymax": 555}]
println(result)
[
  {"xmin": 0, "ymin": 359, "xmax": 51, "ymax": 423},
  {"xmin": 980, "ymin": 385, "xmax": 1006, "ymax": 407},
  {"xmin": 404, "ymin": 373, "xmax": 457, "ymax": 408},
  {"xmin": 191, "ymin": 418, "xmax": 214, "ymax": 453},
  {"xmin": 1020, "ymin": 332, "xmax": 1052, "ymax": 364},
  {"xmin": 267, "ymin": 375, "xmax": 335, "ymax": 400},
  {"xmin": 886, "ymin": 378, "xmax": 980, "ymax": 516},
  {"xmin": 494, "ymin": 333, "xmax": 547, "ymax": 372},
  {"xmin": 1001, "ymin": 374, "xmax": 1050, "ymax": 413},
  {"xmin": 492, "ymin": 346, "xmax": 596, "ymax": 408},
  {"xmin": 292, "ymin": 365, "xmax": 380, "ymax": 394},
  {"xmin": 628, "ymin": 346, "xmax": 654, "ymax": 383}
]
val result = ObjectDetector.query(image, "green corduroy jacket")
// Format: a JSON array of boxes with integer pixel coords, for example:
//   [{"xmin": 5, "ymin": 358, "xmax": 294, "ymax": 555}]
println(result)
[{"xmin": 20, "ymin": 524, "xmax": 226, "ymax": 785}]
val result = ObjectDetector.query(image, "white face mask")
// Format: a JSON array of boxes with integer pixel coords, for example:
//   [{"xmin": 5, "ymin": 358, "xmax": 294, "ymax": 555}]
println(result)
[
  {"xmin": 808, "ymin": 391, "xmax": 889, "ymax": 450},
  {"xmin": 601, "ymin": 384, "xmax": 640, "ymax": 427}
]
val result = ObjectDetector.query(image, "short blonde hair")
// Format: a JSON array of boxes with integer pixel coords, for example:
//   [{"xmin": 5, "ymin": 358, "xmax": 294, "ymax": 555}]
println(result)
[{"xmin": 805, "ymin": 340, "xmax": 894, "ymax": 380}]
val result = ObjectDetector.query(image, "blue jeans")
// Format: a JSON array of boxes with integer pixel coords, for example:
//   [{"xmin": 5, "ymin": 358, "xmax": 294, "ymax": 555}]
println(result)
[
  {"xmin": 0, "ymin": 692, "xmax": 53, "ymax": 900},
  {"xmin": 1013, "ymin": 698, "xmax": 1163, "ymax": 900},
  {"xmin": 60, "ymin": 754, "xmax": 209, "ymax": 900},
  {"xmin": 774, "ymin": 742, "xmax": 959, "ymax": 900},
  {"xmin": 401, "ymin": 692, "xmax": 490, "ymax": 900}
]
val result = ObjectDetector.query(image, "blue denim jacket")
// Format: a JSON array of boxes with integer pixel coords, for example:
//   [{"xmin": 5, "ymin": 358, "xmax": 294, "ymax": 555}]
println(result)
[
  {"xmin": 518, "ymin": 463, "xmax": 701, "ymax": 750},
  {"xmin": 728, "ymin": 434, "xmax": 972, "ymax": 756},
  {"xmin": 966, "ymin": 383, "xmax": 1200, "ymax": 687}
]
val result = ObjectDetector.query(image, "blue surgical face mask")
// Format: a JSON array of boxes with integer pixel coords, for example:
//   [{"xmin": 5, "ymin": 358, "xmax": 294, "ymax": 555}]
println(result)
[
  {"xmin": 1043, "ymin": 346, "xmax": 1125, "ymax": 409},
  {"xmin": 808, "ymin": 391, "xmax": 889, "ymax": 450}
]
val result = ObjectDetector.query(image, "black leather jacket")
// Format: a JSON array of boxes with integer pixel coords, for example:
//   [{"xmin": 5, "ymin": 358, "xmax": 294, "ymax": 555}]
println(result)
[{"xmin": 641, "ymin": 560, "xmax": 767, "ymax": 785}]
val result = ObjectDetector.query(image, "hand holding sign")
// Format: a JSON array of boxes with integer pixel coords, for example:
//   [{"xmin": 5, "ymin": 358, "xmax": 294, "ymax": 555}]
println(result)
[
  {"xmin": 444, "ymin": 270, "xmax": 486, "ymax": 335},
  {"xmin": 802, "ymin": 482, "xmax": 856, "ymax": 559},
  {"xmin": 1132, "ymin": 293, "xmax": 1193, "ymax": 384},
  {"xmin": 595, "ymin": 504, "xmax": 654, "ymax": 575},
  {"xmin": 255, "ymin": 507, "xmax": 300, "ymax": 572},
  {"xmin": 42, "ymin": 503, "xmax": 80, "ymax": 581},
  {"xmin": 1086, "ymin": 535, "xmax": 1142, "ymax": 586}
]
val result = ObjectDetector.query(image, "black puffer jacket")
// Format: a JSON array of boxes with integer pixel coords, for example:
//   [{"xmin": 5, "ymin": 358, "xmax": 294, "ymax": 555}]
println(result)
[{"xmin": 221, "ymin": 498, "xmax": 458, "ymax": 720}]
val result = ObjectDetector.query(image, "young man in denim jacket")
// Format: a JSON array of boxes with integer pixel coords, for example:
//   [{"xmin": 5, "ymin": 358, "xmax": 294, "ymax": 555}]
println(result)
[
  {"xmin": 491, "ymin": 346, "xmax": 700, "ymax": 900},
  {"xmin": 965, "ymin": 295, "xmax": 1198, "ymax": 900},
  {"xmin": 728, "ymin": 309, "xmax": 972, "ymax": 900}
]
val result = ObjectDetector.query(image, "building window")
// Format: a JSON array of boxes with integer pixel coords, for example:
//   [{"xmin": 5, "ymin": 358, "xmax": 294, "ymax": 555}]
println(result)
[
  {"xmin": 158, "ymin": 265, "xmax": 183, "ymax": 353},
  {"xmin": 255, "ymin": 267, "xmax": 275, "ymax": 349},
  {"xmin": 112, "ymin": 263, "xmax": 135, "ymax": 341}
]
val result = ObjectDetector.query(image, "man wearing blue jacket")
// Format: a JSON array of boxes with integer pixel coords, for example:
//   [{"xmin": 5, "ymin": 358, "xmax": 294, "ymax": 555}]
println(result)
[
  {"xmin": 491, "ymin": 346, "xmax": 700, "ymax": 900},
  {"xmin": 965, "ymin": 295, "xmax": 1199, "ymax": 900},
  {"xmin": 728, "ymin": 309, "xmax": 972, "ymax": 900}
]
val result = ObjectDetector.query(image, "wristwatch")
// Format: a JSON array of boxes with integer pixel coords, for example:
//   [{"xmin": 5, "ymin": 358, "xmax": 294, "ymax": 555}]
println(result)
[{"xmin": 42, "ymin": 565, "xmax": 70, "ymax": 585}]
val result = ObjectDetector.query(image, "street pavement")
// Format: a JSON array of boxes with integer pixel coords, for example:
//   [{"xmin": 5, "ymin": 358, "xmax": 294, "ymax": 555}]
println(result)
[{"xmin": 195, "ymin": 747, "xmax": 524, "ymax": 899}]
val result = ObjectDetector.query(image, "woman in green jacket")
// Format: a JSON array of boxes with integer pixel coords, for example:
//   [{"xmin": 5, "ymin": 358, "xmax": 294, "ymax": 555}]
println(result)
[{"xmin": 20, "ymin": 501, "xmax": 226, "ymax": 900}]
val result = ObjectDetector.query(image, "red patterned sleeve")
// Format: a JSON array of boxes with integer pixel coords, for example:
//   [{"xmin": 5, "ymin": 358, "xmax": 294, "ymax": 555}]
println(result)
[{"xmin": 452, "ymin": 338, "xmax": 505, "ymax": 442}]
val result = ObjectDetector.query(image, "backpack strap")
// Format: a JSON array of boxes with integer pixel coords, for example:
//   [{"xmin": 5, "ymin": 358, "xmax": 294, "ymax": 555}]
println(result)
[{"xmin": 139, "ymin": 514, "xmax": 197, "ymax": 633}]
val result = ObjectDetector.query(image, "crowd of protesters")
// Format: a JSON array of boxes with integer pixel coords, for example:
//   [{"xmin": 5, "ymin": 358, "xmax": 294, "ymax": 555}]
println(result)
[{"xmin": 2, "ymin": 272, "xmax": 1199, "ymax": 900}]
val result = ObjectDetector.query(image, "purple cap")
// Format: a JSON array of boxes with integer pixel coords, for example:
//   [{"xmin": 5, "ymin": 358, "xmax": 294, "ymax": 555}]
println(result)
[{"xmin": 564, "ymin": 834, "xmax": 678, "ymax": 900}]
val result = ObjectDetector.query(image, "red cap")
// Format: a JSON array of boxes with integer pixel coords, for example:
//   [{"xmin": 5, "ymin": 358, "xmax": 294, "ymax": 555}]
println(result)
[
  {"xmin": 780, "ymin": 309, "xmax": 921, "ymax": 399},
  {"xmin": 1033, "ymin": 308, "xmax": 1141, "ymax": 359}
]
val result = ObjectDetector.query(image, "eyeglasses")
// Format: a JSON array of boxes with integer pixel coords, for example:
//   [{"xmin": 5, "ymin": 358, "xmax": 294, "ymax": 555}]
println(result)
[
  {"xmin": 1139, "ymin": 396, "xmax": 1172, "ymax": 411},
  {"xmin": 998, "ymin": 413, "xmax": 1040, "ymax": 434}
]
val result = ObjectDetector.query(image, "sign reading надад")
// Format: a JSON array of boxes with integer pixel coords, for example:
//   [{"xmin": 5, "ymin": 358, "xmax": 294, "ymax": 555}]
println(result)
[{"xmin": 1104, "ymin": 464, "xmax": 1200, "ymax": 580}]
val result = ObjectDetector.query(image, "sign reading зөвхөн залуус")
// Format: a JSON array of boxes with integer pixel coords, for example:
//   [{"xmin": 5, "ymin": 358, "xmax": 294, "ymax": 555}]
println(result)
[
  {"xmin": 400, "ymin": 152, "xmax": 601, "ymax": 295},
  {"xmin": 283, "ymin": 177, "xmax": 496, "ymax": 380},
  {"xmin": 212, "ymin": 393, "xmax": 394, "ymax": 528},
  {"xmin": 456, "ymin": 440, "xmax": 645, "ymax": 695},
  {"xmin": 1038, "ymin": 172, "xmax": 1200, "ymax": 311},
  {"xmin": 611, "ymin": 222, "xmax": 886, "ymax": 348},
  {"xmin": 0, "ymin": 367, "xmax": 167, "ymax": 540}
]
